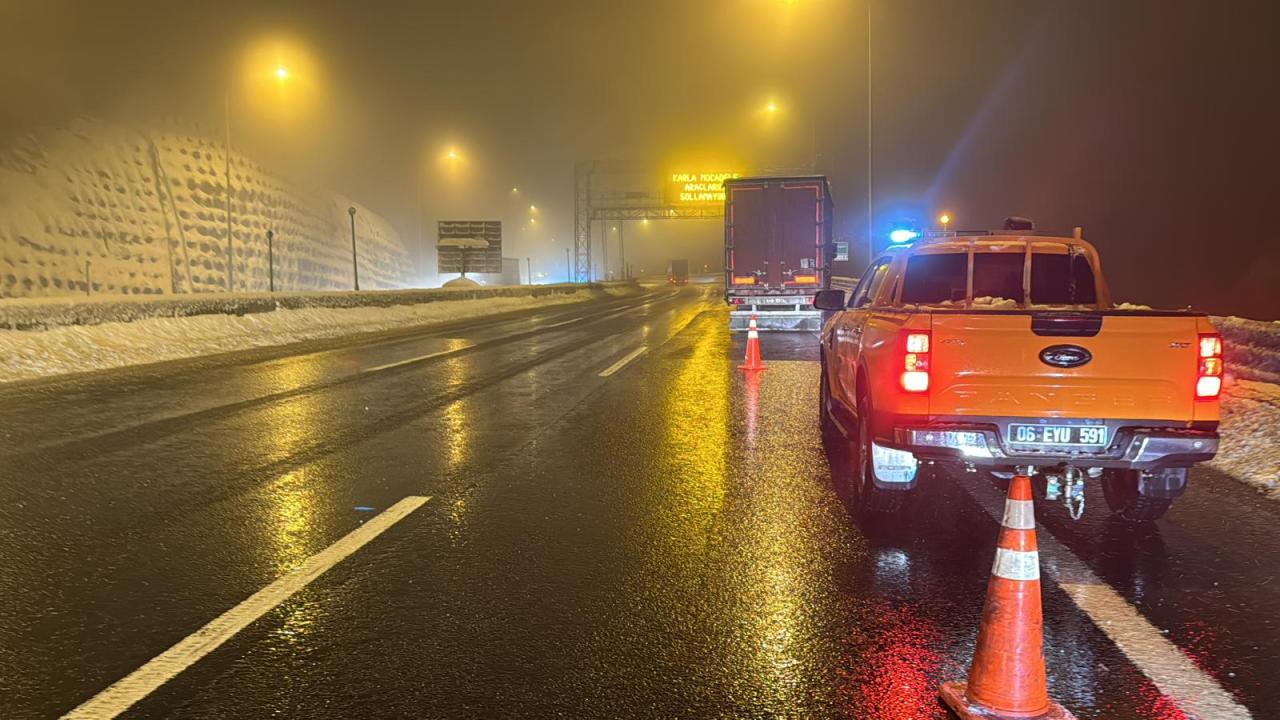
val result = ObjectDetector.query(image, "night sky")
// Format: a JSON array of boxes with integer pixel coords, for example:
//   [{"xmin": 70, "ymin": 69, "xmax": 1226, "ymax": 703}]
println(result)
[{"xmin": 2, "ymin": 0, "xmax": 1276, "ymax": 316}]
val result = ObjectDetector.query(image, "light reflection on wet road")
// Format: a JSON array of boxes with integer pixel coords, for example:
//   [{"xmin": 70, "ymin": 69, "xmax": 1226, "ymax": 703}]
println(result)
[{"xmin": 0, "ymin": 288, "xmax": 1276, "ymax": 719}]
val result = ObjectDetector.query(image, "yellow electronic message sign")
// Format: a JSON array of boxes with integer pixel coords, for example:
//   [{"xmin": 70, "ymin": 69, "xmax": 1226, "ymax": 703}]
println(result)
[{"xmin": 666, "ymin": 172, "xmax": 741, "ymax": 206}]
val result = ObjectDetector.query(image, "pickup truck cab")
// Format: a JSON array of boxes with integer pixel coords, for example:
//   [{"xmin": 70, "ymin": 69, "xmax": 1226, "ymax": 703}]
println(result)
[{"xmin": 815, "ymin": 226, "xmax": 1221, "ymax": 521}]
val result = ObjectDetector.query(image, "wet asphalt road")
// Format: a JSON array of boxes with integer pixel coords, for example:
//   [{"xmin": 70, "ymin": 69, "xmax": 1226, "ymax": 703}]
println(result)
[{"xmin": 1, "ymin": 287, "xmax": 1277, "ymax": 719}]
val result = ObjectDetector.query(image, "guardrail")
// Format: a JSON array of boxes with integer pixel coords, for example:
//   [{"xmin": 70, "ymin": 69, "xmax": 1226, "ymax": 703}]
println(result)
[
  {"xmin": 0, "ymin": 282, "xmax": 634, "ymax": 332},
  {"xmin": 829, "ymin": 275, "xmax": 858, "ymax": 293}
]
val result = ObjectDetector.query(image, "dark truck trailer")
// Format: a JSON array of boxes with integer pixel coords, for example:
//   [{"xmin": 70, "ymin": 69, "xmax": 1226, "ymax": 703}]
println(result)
[
  {"xmin": 667, "ymin": 259, "xmax": 689, "ymax": 285},
  {"xmin": 724, "ymin": 175, "xmax": 833, "ymax": 331}
]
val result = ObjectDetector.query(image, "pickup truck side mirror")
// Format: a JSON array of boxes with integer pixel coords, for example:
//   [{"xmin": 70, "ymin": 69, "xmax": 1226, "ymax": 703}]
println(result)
[{"xmin": 813, "ymin": 289, "xmax": 846, "ymax": 311}]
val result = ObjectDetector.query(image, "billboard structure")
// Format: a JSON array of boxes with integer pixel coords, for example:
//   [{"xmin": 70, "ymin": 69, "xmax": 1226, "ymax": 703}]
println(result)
[
  {"xmin": 573, "ymin": 162, "xmax": 740, "ymax": 283},
  {"xmin": 437, "ymin": 220, "xmax": 502, "ymax": 275}
]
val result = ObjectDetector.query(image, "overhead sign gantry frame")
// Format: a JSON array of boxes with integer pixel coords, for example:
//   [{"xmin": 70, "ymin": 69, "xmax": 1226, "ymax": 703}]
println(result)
[{"xmin": 572, "ymin": 161, "xmax": 733, "ymax": 282}]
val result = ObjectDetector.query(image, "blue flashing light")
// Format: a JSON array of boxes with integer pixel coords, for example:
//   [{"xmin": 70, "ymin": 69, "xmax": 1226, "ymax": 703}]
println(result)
[{"xmin": 889, "ymin": 229, "xmax": 921, "ymax": 244}]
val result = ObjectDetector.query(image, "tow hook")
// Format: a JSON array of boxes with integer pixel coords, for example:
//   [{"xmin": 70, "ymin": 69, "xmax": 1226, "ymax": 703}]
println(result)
[
  {"xmin": 1063, "ymin": 466, "xmax": 1086, "ymax": 520},
  {"xmin": 1043, "ymin": 467, "xmax": 1087, "ymax": 520}
]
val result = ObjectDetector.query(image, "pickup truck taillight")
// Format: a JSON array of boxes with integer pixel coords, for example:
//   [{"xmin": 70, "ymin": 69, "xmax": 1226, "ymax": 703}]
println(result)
[
  {"xmin": 1196, "ymin": 333, "xmax": 1223, "ymax": 400},
  {"xmin": 901, "ymin": 331, "xmax": 931, "ymax": 393}
]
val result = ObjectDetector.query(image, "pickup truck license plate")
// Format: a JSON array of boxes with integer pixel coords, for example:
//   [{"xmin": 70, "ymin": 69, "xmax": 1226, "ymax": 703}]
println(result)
[{"xmin": 1008, "ymin": 424, "xmax": 1108, "ymax": 447}]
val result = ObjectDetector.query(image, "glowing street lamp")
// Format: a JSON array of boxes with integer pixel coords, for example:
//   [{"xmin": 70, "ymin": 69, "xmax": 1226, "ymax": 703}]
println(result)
[
  {"xmin": 939, "ymin": 212, "xmax": 952, "ymax": 230},
  {"xmin": 224, "ymin": 56, "xmax": 299, "ymax": 292}
]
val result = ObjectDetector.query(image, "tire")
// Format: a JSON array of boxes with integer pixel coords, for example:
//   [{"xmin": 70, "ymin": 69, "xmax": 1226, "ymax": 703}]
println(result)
[
  {"xmin": 1101, "ymin": 469, "xmax": 1172, "ymax": 522},
  {"xmin": 853, "ymin": 394, "xmax": 907, "ymax": 514},
  {"xmin": 819, "ymin": 357, "xmax": 835, "ymax": 436}
]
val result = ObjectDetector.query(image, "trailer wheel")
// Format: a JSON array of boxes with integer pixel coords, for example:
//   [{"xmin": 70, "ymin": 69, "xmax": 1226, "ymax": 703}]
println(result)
[
  {"xmin": 1101, "ymin": 469, "xmax": 1172, "ymax": 522},
  {"xmin": 854, "ymin": 394, "xmax": 907, "ymax": 514}
]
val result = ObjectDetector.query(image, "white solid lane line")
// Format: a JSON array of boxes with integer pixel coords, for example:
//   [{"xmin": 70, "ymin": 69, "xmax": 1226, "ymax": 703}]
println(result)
[
  {"xmin": 62, "ymin": 496, "xmax": 432, "ymax": 720},
  {"xmin": 964, "ymin": 481, "xmax": 1251, "ymax": 720},
  {"xmin": 362, "ymin": 345, "xmax": 471, "ymax": 374},
  {"xmin": 598, "ymin": 346, "xmax": 648, "ymax": 377}
]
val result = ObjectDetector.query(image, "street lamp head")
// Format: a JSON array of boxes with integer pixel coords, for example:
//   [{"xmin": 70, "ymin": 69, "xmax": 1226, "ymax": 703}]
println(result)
[
  {"xmin": 766, "ymin": 101, "xmax": 778, "ymax": 114},
  {"xmin": 347, "ymin": 206, "xmax": 357, "ymax": 217},
  {"xmin": 511, "ymin": 187, "xmax": 519, "ymax": 193},
  {"xmin": 529, "ymin": 204, "xmax": 537, "ymax": 212},
  {"xmin": 939, "ymin": 213, "xmax": 952, "ymax": 227},
  {"xmin": 274, "ymin": 65, "xmax": 289, "ymax": 80}
]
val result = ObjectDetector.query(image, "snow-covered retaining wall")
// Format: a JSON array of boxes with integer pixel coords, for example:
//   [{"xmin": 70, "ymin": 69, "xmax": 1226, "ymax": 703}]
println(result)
[
  {"xmin": 0, "ymin": 283, "xmax": 616, "ymax": 331},
  {"xmin": 0, "ymin": 120, "xmax": 410, "ymax": 299}
]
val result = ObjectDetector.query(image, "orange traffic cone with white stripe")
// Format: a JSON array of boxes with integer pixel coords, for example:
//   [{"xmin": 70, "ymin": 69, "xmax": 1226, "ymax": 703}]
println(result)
[
  {"xmin": 940, "ymin": 474, "xmax": 1076, "ymax": 720},
  {"xmin": 738, "ymin": 314, "xmax": 766, "ymax": 371}
]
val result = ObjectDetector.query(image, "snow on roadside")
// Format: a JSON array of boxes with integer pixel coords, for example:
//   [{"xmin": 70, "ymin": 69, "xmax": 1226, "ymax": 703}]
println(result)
[
  {"xmin": 1210, "ymin": 315, "xmax": 1280, "ymax": 497},
  {"xmin": 1215, "ymin": 379, "xmax": 1280, "ymax": 498},
  {"xmin": 0, "ymin": 290, "xmax": 603, "ymax": 383}
]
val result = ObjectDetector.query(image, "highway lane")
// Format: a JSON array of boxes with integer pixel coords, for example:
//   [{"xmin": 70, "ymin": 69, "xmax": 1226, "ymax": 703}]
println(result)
[{"xmin": 1, "ymin": 289, "xmax": 1277, "ymax": 718}]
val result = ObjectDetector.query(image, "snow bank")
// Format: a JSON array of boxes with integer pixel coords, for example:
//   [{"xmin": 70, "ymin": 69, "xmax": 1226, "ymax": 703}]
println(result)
[
  {"xmin": 0, "ymin": 287, "xmax": 616, "ymax": 383},
  {"xmin": 0, "ymin": 120, "xmax": 410, "ymax": 299},
  {"xmin": 1207, "ymin": 316, "xmax": 1280, "ymax": 497},
  {"xmin": 1213, "ymin": 315, "xmax": 1280, "ymax": 385},
  {"xmin": 1214, "ymin": 380, "xmax": 1280, "ymax": 498},
  {"xmin": 0, "ymin": 282, "xmax": 619, "ymax": 330}
]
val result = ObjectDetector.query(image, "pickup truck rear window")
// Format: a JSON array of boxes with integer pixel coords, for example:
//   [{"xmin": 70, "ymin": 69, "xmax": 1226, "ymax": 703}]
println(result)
[{"xmin": 900, "ymin": 251, "xmax": 1097, "ymax": 305}]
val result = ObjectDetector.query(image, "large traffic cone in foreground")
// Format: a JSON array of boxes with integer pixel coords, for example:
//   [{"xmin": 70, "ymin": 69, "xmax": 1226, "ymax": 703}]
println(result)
[
  {"xmin": 738, "ymin": 314, "xmax": 766, "ymax": 371},
  {"xmin": 940, "ymin": 475, "xmax": 1076, "ymax": 720}
]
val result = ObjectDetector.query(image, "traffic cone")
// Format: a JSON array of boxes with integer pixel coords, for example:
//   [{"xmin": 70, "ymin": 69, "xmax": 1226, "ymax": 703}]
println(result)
[
  {"xmin": 738, "ymin": 314, "xmax": 766, "ymax": 371},
  {"xmin": 940, "ymin": 475, "xmax": 1076, "ymax": 720}
]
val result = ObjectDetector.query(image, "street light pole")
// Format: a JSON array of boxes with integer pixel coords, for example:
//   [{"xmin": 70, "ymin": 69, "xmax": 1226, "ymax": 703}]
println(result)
[
  {"xmin": 565, "ymin": 247, "xmax": 571, "ymax": 283},
  {"xmin": 266, "ymin": 229, "xmax": 275, "ymax": 292},
  {"xmin": 348, "ymin": 206, "xmax": 360, "ymax": 291},
  {"xmin": 526, "ymin": 256, "xmax": 532, "ymax": 285},
  {"xmin": 866, "ymin": 0, "xmax": 874, "ymax": 265},
  {"xmin": 618, "ymin": 222, "xmax": 626, "ymax": 280},
  {"xmin": 224, "ymin": 93, "xmax": 235, "ymax": 292}
]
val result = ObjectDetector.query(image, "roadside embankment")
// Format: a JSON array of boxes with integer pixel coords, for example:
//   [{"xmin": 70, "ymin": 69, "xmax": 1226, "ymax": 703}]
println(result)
[{"xmin": 0, "ymin": 282, "xmax": 639, "ymax": 383}]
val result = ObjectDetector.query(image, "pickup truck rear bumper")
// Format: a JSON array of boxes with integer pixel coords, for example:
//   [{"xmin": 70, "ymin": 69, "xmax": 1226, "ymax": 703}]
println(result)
[{"xmin": 887, "ymin": 416, "xmax": 1218, "ymax": 471}]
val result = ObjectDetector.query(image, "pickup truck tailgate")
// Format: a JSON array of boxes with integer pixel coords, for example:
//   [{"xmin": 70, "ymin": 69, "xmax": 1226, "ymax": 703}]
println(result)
[{"xmin": 929, "ymin": 313, "xmax": 1199, "ymax": 421}]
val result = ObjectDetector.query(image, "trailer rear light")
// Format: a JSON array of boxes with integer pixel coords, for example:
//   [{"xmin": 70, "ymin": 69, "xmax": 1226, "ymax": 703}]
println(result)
[
  {"xmin": 732, "ymin": 276, "xmax": 757, "ymax": 285},
  {"xmin": 900, "ymin": 330, "xmax": 931, "ymax": 393},
  {"xmin": 1196, "ymin": 333, "xmax": 1223, "ymax": 400}
]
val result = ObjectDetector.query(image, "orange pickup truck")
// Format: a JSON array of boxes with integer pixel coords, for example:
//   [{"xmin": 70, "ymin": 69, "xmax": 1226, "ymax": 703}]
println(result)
[{"xmin": 815, "ymin": 224, "xmax": 1221, "ymax": 521}]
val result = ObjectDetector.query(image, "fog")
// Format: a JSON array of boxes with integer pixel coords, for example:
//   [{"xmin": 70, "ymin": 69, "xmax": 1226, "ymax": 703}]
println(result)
[{"xmin": 2, "ymin": 0, "xmax": 1277, "ymax": 314}]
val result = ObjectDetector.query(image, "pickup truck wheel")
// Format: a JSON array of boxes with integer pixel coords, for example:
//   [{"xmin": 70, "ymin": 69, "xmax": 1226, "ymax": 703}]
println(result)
[
  {"xmin": 855, "ymin": 395, "xmax": 907, "ymax": 514},
  {"xmin": 1101, "ymin": 469, "xmax": 1172, "ymax": 522}
]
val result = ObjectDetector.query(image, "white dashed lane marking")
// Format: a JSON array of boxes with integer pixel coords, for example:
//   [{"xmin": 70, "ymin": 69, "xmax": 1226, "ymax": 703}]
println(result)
[{"xmin": 61, "ymin": 496, "xmax": 432, "ymax": 720}]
